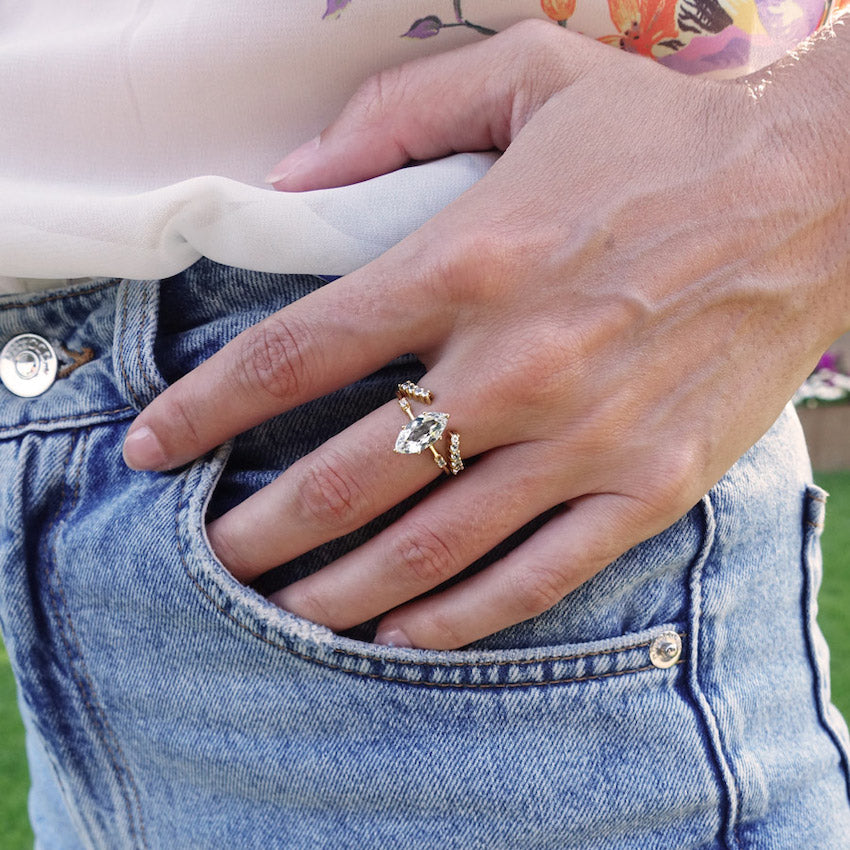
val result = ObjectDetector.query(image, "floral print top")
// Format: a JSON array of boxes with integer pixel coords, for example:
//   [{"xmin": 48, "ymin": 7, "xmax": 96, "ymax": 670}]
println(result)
[{"xmin": 322, "ymin": 0, "xmax": 847, "ymax": 76}]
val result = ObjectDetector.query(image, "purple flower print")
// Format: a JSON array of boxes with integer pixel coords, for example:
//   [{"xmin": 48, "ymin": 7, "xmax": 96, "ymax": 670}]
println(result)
[
  {"xmin": 402, "ymin": 2, "xmax": 496, "ymax": 38},
  {"xmin": 322, "ymin": 0, "xmax": 353, "ymax": 20},
  {"xmin": 320, "ymin": 2, "xmax": 496, "ymax": 39},
  {"xmin": 402, "ymin": 16, "xmax": 444, "ymax": 39}
]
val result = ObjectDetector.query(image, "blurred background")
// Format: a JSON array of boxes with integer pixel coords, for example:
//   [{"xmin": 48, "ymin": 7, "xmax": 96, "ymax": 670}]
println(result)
[{"xmin": 1, "ymin": 334, "xmax": 849, "ymax": 846}]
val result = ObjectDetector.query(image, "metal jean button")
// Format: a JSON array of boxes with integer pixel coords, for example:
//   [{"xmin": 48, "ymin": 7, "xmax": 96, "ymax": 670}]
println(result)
[
  {"xmin": 649, "ymin": 631, "xmax": 682, "ymax": 669},
  {"xmin": 0, "ymin": 333, "xmax": 58, "ymax": 397}
]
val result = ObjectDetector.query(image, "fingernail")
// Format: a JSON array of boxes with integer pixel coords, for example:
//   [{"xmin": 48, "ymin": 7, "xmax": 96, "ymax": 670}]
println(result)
[
  {"xmin": 264, "ymin": 135, "xmax": 321, "ymax": 186},
  {"xmin": 374, "ymin": 627, "xmax": 413, "ymax": 648},
  {"xmin": 122, "ymin": 425, "xmax": 168, "ymax": 470}
]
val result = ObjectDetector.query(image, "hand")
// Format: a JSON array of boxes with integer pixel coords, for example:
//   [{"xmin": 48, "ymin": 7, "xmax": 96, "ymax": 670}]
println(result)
[{"xmin": 122, "ymin": 20, "xmax": 849, "ymax": 649}]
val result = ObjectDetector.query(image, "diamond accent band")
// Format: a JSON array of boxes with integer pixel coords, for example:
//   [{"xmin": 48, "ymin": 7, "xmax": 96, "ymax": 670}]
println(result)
[
  {"xmin": 397, "ymin": 381, "xmax": 433, "ymax": 405},
  {"xmin": 448, "ymin": 431, "xmax": 463, "ymax": 475}
]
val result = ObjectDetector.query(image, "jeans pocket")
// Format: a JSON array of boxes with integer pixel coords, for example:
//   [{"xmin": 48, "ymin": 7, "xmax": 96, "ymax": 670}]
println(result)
[{"xmin": 174, "ymin": 438, "xmax": 710, "ymax": 691}]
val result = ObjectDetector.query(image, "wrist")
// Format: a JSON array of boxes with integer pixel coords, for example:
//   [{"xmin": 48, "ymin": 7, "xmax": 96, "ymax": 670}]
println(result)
[{"xmin": 735, "ymin": 20, "xmax": 850, "ymax": 345}]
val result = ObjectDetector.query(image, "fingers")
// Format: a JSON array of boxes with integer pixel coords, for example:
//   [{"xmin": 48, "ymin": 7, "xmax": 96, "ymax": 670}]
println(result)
[
  {"xmin": 266, "ymin": 442, "xmax": 571, "ymax": 635},
  {"xmin": 266, "ymin": 20, "xmax": 582, "ymax": 192},
  {"xmin": 207, "ymin": 386, "xmax": 504, "ymax": 583},
  {"xmin": 369, "ymin": 493, "xmax": 665, "ymax": 650},
  {"xmin": 122, "ymin": 263, "xmax": 447, "ymax": 471}
]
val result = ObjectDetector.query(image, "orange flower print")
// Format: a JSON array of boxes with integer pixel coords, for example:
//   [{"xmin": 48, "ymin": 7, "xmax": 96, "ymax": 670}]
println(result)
[
  {"xmin": 541, "ymin": 0, "xmax": 577, "ymax": 22},
  {"xmin": 600, "ymin": 0, "xmax": 684, "ymax": 57}
]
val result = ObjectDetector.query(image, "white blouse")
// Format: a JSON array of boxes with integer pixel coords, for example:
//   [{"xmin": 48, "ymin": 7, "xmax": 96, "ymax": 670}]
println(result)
[{"xmin": 0, "ymin": 0, "xmax": 834, "ymax": 293}]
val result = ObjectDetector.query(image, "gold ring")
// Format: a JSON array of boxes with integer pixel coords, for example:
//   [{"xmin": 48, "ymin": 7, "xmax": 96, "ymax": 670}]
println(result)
[{"xmin": 393, "ymin": 381, "xmax": 464, "ymax": 476}]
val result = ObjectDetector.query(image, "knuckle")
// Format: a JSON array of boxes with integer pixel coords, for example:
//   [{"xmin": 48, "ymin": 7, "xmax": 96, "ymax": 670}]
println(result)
[
  {"xmin": 507, "ymin": 16, "xmax": 563, "ymax": 46},
  {"xmin": 501, "ymin": 325, "xmax": 572, "ymax": 408},
  {"xmin": 645, "ymin": 442, "xmax": 707, "ymax": 511},
  {"xmin": 351, "ymin": 66, "xmax": 408, "ymax": 125},
  {"xmin": 296, "ymin": 452, "xmax": 367, "ymax": 531},
  {"xmin": 394, "ymin": 523, "xmax": 458, "ymax": 588},
  {"xmin": 476, "ymin": 323, "xmax": 572, "ymax": 418},
  {"xmin": 434, "ymin": 226, "xmax": 517, "ymax": 307},
  {"xmin": 499, "ymin": 19, "xmax": 574, "ymax": 101},
  {"xmin": 509, "ymin": 562, "xmax": 569, "ymax": 620},
  {"xmin": 606, "ymin": 443, "xmax": 707, "ymax": 535},
  {"xmin": 236, "ymin": 314, "xmax": 311, "ymax": 403},
  {"xmin": 457, "ymin": 227, "xmax": 511, "ymax": 278},
  {"xmin": 284, "ymin": 582, "xmax": 338, "ymax": 629}
]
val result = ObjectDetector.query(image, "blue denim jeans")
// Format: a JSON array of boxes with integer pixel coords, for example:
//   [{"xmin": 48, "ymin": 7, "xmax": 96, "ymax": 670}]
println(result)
[{"xmin": 1, "ymin": 259, "xmax": 849, "ymax": 849}]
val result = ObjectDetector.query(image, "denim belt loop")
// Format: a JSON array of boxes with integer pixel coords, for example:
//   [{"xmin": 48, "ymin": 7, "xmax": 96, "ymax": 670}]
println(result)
[{"xmin": 113, "ymin": 279, "xmax": 167, "ymax": 412}]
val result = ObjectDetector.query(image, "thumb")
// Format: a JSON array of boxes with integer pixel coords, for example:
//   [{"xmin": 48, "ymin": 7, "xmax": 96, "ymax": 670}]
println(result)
[{"xmin": 265, "ymin": 20, "xmax": 582, "ymax": 192}]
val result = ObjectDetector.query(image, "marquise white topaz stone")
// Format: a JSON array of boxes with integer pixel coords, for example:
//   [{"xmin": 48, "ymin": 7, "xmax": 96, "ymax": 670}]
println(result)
[{"xmin": 394, "ymin": 412, "xmax": 449, "ymax": 454}]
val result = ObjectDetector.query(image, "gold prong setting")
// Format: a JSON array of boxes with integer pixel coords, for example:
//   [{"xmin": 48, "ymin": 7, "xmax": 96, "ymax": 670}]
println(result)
[{"xmin": 393, "ymin": 382, "xmax": 463, "ymax": 476}]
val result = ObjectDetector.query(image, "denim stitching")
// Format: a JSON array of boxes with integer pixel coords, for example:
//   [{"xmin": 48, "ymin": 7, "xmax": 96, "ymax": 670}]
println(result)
[
  {"xmin": 177, "ymin": 462, "xmax": 685, "ymax": 687},
  {"xmin": 57, "ymin": 345, "xmax": 96, "ymax": 380},
  {"xmin": 46, "ymin": 430, "xmax": 149, "ymax": 848},
  {"xmin": 117, "ymin": 286, "xmax": 147, "ymax": 411},
  {"xmin": 332, "ymin": 633, "xmax": 688, "ymax": 669},
  {"xmin": 686, "ymin": 494, "xmax": 741, "ymax": 850},
  {"xmin": 800, "ymin": 491, "xmax": 850, "ymax": 804},
  {"xmin": 189, "ymin": 577, "xmax": 683, "ymax": 687},
  {"xmin": 180, "ymin": 551, "xmax": 684, "ymax": 690},
  {"xmin": 136, "ymin": 285, "xmax": 161, "ymax": 398},
  {"xmin": 0, "ymin": 407, "xmax": 135, "ymax": 435},
  {"xmin": 0, "ymin": 279, "xmax": 119, "ymax": 311}
]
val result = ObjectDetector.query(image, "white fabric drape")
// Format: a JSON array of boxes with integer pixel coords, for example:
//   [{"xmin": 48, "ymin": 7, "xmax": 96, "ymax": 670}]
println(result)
[{"xmin": 0, "ymin": 1, "xmax": 517, "ymax": 291}]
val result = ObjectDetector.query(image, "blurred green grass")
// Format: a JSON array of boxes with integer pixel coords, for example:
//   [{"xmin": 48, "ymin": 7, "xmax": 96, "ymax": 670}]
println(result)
[
  {"xmin": 0, "ymin": 643, "xmax": 32, "ymax": 848},
  {"xmin": 1, "ymin": 473, "xmax": 849, "ymax": 845}
]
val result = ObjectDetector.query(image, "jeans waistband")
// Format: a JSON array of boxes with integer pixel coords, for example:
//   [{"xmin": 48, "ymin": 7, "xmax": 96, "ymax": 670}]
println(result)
[{"xmin": 0, "ymin": 259, "xmax": 330, "ymax": 436}]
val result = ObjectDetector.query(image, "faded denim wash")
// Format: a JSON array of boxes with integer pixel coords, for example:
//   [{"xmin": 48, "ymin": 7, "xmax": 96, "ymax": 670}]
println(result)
[{"xmin": 0, "ymin": 259, "xmax": 849, "ymax": 849}]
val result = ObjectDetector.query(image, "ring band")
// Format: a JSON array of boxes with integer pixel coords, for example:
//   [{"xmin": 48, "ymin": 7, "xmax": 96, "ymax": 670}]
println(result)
[{"xmin": 393, "ymin": 381, "xmax": 464, "ymax": 476}]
